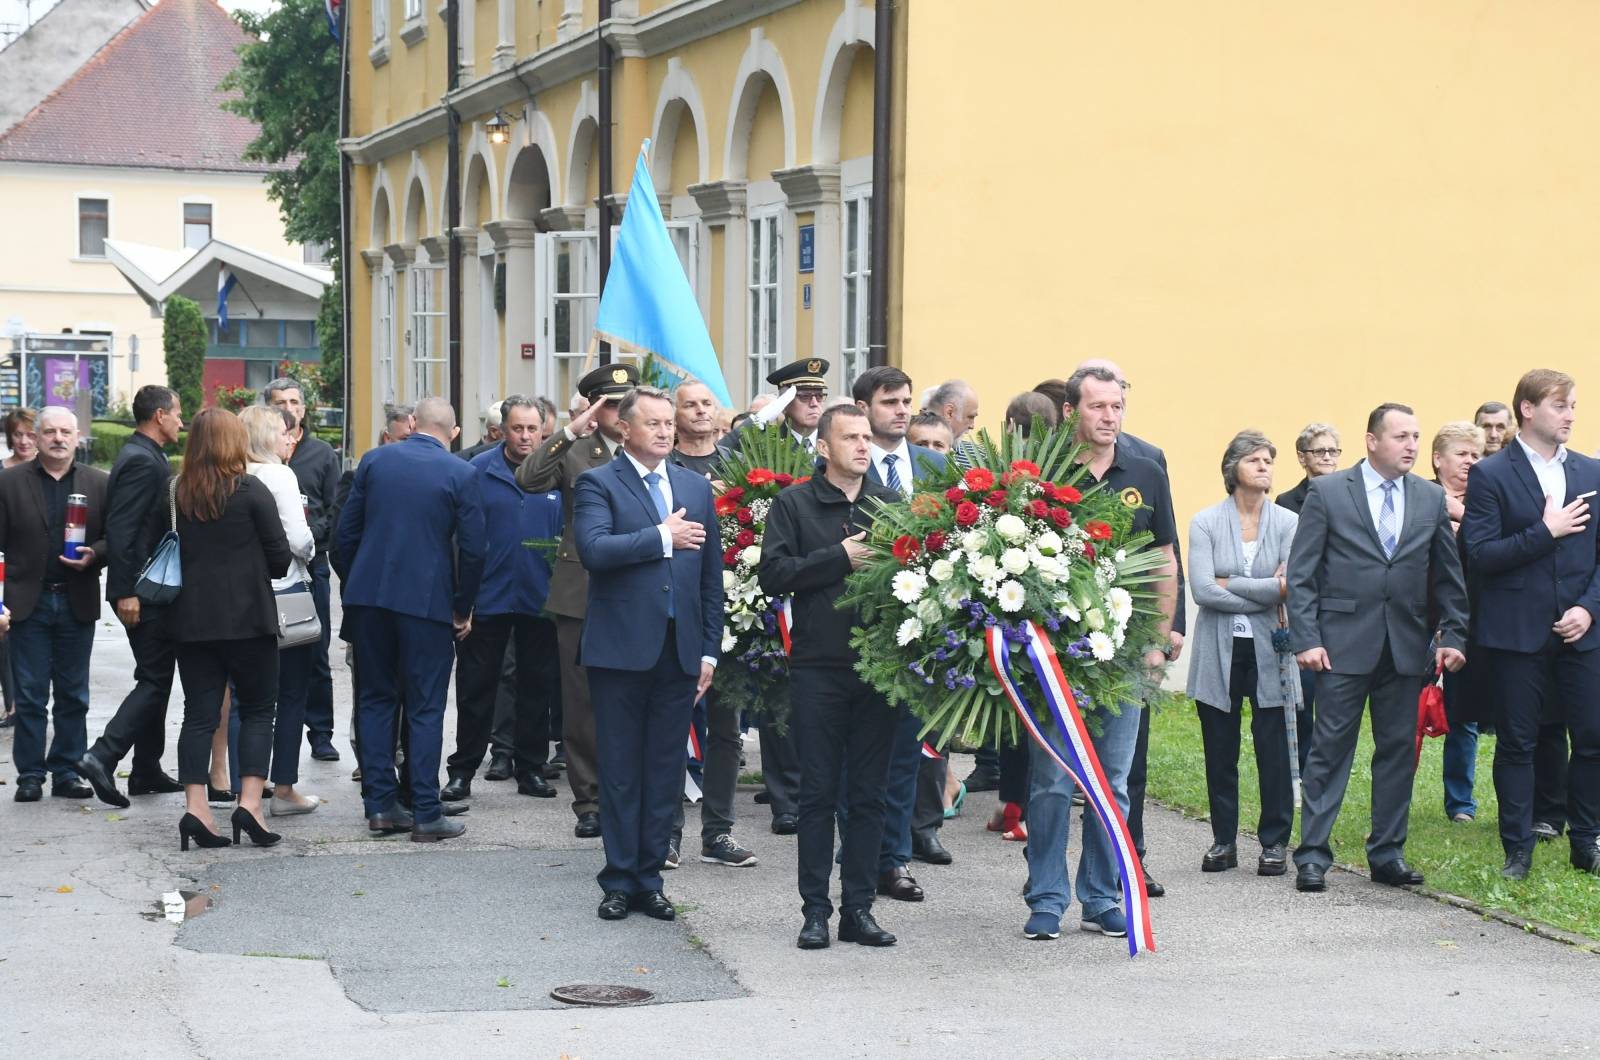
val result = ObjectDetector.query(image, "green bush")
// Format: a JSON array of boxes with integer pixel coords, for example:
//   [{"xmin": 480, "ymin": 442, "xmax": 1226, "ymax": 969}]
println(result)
[
  {"xmin": 89, "ymin": 421, "xmax": 135, "ymax": 467},
  {"xmin": 163, "ymin": 296, "xmax": 207, "ymax": 419}
]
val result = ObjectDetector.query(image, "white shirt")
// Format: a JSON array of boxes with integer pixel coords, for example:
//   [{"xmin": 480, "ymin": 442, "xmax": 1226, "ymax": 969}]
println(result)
[
  {"xmin": 1516, "ymin": 435, "xmax": 1569, "ymax": 504},
  {"xmin": 1231, "ymin": 538, "xmax": 1261, "ymax": 637},
  {"xmin": 870, "ymin": 439, "xmax": 914, "ymax": 496},
  {"xmin": 622, "ymin": 449, "xmax": 674, "ymax": 558},
  {"xmin": 247, "ymin": 461, "xmax": 315, "ymax": 590},
  {"xmin": 1360, "ymin": 459, "xmax": 1405, "ymax": 549},
  {"xmin": 793, "ymin": 429, "xmax": 817, "ymax": 452}
]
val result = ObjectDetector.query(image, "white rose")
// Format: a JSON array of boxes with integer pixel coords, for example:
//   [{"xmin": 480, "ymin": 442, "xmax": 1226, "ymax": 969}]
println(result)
[
  {"xmin": 723, "ymin": 570, "xmax": 737, "ymax": 592},
  {"xmin": 1001, "ymin": 548, "xmax": 1030, "ymax": 576},
  {"xmin": 1035, "ymin": 531, "xmax": 1064, "ymax": 557},
  {"xmin": 741, "ymin": 545, "xmax": 761, "ymax": 566},
  {"xmin": 996, "ymin": 579, "xmax": 1027, "ymax": 613},
  {"xmin": 970, "ymin": 554, "xmax": 1001, "ymax": 581},
  {"xmin": 929, "ymin": 558, "xmax": 956, "ymax": 583},
  {"xmin": 892, "ymin": 570, "xmax": 929, "ymax": 604},
  {"xmin": 721, "ymin": 628, "xmax": 737, "ymax": 653},
  {"xmin": 896, "ymin": 617, "xmax": 925, "ymax": 646},
  {"xmin": 915, "ymin": 596, "xmax": 944, "ymax": 627},
  {"xmin": 995, "ymin": 513, "xmax": 1028, "ymax": 542},
  {"xmin": 1085, "ymin": 608, "xmax": 1106, "ymax": 631},
  {"xmin": 1087, "ymin": 630, "xmax": 1116, "ymax": 661},
  {"xmin": 961, "ymin": 529, "xmax": 989, "ymax": 552}
]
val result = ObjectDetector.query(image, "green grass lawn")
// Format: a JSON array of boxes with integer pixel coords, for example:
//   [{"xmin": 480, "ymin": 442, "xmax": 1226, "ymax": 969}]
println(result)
[{"xmin": 1145, "ymin": 700, "xmax": 1600, "ymax": 941}]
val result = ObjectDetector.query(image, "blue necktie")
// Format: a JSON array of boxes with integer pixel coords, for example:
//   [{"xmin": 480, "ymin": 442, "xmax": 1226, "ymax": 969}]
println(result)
[
  {"xmin": 883, "ymin": 453, "xmax": 902, "ymax": 494},
  {"xmin": 645, "ymin": 471, "xmax": 673, "ymax": 617},
  {"xmin": 1378, "ymin": 480, "xmax": 1397, "ymax": 558}
]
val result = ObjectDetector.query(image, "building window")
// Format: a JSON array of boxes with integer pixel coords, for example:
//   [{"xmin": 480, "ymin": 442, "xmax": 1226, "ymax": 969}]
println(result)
[
  {"xmin": 409, "ymin": 247, "xmax": 446, "ymax": 399},
  {"xmin": 373, "ymin": 0, "xmax": 389, "ymax": 41},
  {"xmin": 182, "ymin": 203, "xmax": 213, "ymax": 249},
  {"xmin": 78, "ymin": 198, "xmax": 109, "ymax": 257},
  {"xmin": 302, "ymin": 240, "xmax": 330, "ymax": 265},
  {"xmin": 841, "ymin": 191, "xmax": 871, "ymax": 389},
  {"xmin": 283, "ymin": 320, "xmax": 317, "ymax": 349},
  {"xmin": 377, "ymin": 266, "xmax": 396, "ymax": 405},
  {"xmin": 747, "ymin": 211, "xmax": 780, "ymax": 402},
  {"xmin": 402, "ymin": 0, "xmax": 421, "ymax": 21}
]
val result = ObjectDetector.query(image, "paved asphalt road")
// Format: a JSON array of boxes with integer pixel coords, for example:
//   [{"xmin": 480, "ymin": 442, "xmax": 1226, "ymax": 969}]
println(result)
[{"xmin": 3, "ymin": 595, "xmax": 1598, "ymax": 1059}]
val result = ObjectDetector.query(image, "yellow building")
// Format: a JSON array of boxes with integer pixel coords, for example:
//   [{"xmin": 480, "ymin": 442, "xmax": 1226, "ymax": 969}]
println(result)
[
  {"xmin": 0, "ymin": 0, "xmax": 315, "ymax": 412},
  {"xmin": 345, "ymin": 0, "xmax": 1598, "ymax": 525}
]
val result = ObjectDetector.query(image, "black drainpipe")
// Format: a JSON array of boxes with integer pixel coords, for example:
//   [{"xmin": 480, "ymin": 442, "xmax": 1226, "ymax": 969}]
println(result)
[
  {"xmin": 337, "ymin": 0, "xmax": 352, "ymax": 455},
  {"xmin": 867, "ymin": 0, "xmax": 893, "ymax": 367},
  {"xmin": 445, "ymin": 0, "xmax": 463, "ymax": 436},
  {"xmin": 596, "ymin": 0, "xmax": 614, "ymax": 364}
]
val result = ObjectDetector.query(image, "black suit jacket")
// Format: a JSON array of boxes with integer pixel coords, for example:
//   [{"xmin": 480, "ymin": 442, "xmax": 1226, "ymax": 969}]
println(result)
[
  {"xmin": 104, "ymin": 432, "xmax": 172, "ymax": 602},
  {"xmin": 153, "ymin": 475, "xmax": 293, "ymax": 642},
  {"xmin": 1277, "ymin": 477, "xmax": 1313, "ymax": 515},
  {"xmin": 0, "ymin": 459, "xmax": 109, "ymax": 623}
]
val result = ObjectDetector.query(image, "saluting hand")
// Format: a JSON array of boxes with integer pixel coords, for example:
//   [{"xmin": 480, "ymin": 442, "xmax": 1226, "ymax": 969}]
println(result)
[
  {"xmin": 567, "ymin": 394, "xmax": 610, "ymax": 438},
  {"xmin": 1543, "ymin": 494, "xmax": 1590, "ymax": 538},
  {"xmin": 665, "ymin": 508, "xmax": 706, "ymax": 550},
  {"xmin": 842, "ymin": 531, "xmax": 872, "ymax": 570}
]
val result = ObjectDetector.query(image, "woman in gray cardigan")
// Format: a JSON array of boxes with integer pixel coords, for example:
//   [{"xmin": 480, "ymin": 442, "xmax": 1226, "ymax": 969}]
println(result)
[{"xmin": 1186, "ymin": 430, "xmax": 1302, "ymax": 878}]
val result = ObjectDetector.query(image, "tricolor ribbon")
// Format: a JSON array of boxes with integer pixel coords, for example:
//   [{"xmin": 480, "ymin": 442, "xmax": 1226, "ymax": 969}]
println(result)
[
  {"xmin": 920, "ymin": 741, "xmax": 942, "ymax": 761},
  {"xmin": 985, "ymin": 621, "xmax": 1155, "ymax": 957},
  {"xmin": 775, "ymin": 596, "xmax": 793, "ymax": 656}
]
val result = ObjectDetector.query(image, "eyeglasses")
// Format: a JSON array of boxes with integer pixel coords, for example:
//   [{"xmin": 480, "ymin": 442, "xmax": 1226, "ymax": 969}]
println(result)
[
  {"xmin": 1299, "ymin": 447, "xmax": 1341, "ymax": 459},
  {"xmin": 792, "ymin": 391, "xmax": 827, "ymax": 404}
]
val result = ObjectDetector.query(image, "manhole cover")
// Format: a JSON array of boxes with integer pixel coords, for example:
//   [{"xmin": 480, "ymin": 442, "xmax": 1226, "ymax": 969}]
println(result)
[{"xmin": 549, "ymin": 984, "xmax": 654, "ymax": 1007}]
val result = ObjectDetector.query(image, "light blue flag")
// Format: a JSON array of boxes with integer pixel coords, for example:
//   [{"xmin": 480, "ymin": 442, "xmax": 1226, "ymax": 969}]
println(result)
[{"xmin": 594, "ymin": 140, "xmax": 732, "ymax": 406}]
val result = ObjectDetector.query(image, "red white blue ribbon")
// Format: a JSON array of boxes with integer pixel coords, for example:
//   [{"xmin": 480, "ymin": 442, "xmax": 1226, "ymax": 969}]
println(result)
[
  {"xmin": 985, "ymin": 622, "xmax": 1155, "ymax": 957},
  {"xmin": 775, "ymin": 596, "xmax": 793, "ymax": 656}
]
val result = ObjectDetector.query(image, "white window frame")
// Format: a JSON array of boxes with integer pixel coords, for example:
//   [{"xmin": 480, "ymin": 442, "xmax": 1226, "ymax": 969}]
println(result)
[
  {"xmin": 746, "ymin": 208, "xmax": 781, "ymax": 404},
  {"xmin": 403, "ymin": 0, "xmax": 422, "ymax": 19},
  {"xmin": 840, "ymin": 188, "xmax": 872, "ymax": 391},
  {"xmin": 181, "ymin": 200, "xmax": 214, "ymax": 250},
  {"xmin": 376, "ymin": 264, "xmax": 397, "ymax": 406},
  {"xmin": 76, "ymin": 194, "xmax": 110, "ymax": 259},
  {"xmin": 372, "ymin": 0, "xmax": 389, "ymax": 40},
  {"xmin": 535, "ymin": 230, "xmax": 600, "ymax": 406},
  {"xmin": 408, "ymin": 248, "xmax": 446, "ymax": 399}
]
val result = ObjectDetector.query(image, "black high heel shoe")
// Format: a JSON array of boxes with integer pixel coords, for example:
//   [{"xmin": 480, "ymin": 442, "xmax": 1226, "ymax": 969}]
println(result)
[
  {"xmin": 230, "ymin": 806, "xmax": 282, "ymax": 847},
  {"xmin": 208, "ymin": 784, "xmax": 235, "ymax": 804},
  {"xmin": 179, "ymin": 813, "xmax": 230, "ymax": 851}
]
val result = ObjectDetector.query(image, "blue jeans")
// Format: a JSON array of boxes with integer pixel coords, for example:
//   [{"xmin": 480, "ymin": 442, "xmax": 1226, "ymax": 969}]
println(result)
[
  {"xmin": 10, "ymin": 592, "xmax": 95, "ymax": 783},
  {"xmin": 1443, "ymin": 723, "xmax": 1479, "ymax": 818},
  {"xmin": 1024, "ymin": 700, "xmax": 1142, "ymax": 921},
  {"xmin": 878, "ymin": 706, "xmax": 925, "ymax": 872}
]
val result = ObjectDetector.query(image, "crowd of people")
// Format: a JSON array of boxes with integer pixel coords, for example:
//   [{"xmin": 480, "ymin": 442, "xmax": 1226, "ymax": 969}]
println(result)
[{"xmin": 1, "ymin": 360, "xmax": 1595, "ymax": 949}]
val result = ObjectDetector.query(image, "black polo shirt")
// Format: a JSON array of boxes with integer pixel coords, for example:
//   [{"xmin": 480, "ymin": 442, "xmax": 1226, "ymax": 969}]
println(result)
[
  {"xmin": 35, "ymin": 459, "xmax": 78, "ymax": 586},
  {"xmin": 671, "ymin": 447, "xmax": 720, "ymax": 478},
  {"xmin": 1079, "ymin": 443, "xmax": 1177, "ymax": 549}
]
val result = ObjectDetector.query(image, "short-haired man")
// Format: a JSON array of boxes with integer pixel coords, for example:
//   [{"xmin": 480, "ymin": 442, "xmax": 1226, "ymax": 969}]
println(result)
[
  {"xmin": 670, "ymin": 381, "xmax": 727, "ymax": 477},
  {"xmin": 1289, "ymin": 402, "xmax": 1468, "ymax": 892},
  {"xmin": 926, "ymin": 379, "xmax": 980, "ymax": 442},
  {"xmin": 76, "ymin": 386, "xmax": 185, "ymax": 806},
  {"xmin": 1021, "ymin": 369, "xmax": 1178, "ymax": 940},
  {"xmin": 263, "ymin": 377, "xmax": 344, "ymax": 764},
  {"xmin": 761, "ymin": 403, "xmax": 904, "ymax": 949},
  {"xmin": 1474, "ymin": 400, "xmax": 1516, "ymax": 456},
  {"xmin": 906, "ymin": 411, "xmax": 953, "ymax": 454},
  {"xmin": 573, "ymin": 386, "xmax": 723, "ymax": 922},
  {"xmin": 1461, "ymin": 370, "xmax": 1600, "ymax": 879},
  {"xmin": 853, "ymin": 366, "xmax": 952, "ymax": 902},
  {"xmin": 0, "ymin": 407, "xmax": 109, "ymax": 802}
]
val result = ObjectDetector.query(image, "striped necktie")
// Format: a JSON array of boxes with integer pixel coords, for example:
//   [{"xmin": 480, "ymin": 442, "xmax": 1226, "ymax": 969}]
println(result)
[
  {"xmin": 883, "ymin": 453, "xmax": 902, "ymax": 494},
  {"xmin": 1378, "ymin": 480, "xmax": 1397, "ymax": 558}
]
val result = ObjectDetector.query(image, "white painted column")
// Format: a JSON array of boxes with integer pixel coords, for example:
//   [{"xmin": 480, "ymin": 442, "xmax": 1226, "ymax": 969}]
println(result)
[
  {"xmin": 493, "ymin": 0, "xmax": 514, "ymax": 70},
  {"xmin": 688, "ymin": 180, "xmax": 748, "ymax": 402},
  {"xmin": 485, "ymin": 219, "xmax": 540, "ymax": 399},
  {"xmin": 774, "ymin": 164, "xmax": 842, "ymax": 376}
]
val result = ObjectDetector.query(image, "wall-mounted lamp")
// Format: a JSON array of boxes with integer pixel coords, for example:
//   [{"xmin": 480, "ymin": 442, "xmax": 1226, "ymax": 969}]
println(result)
[{"xmin": 485, "ymin": 111, "xmax": 511, "ymax": 146}]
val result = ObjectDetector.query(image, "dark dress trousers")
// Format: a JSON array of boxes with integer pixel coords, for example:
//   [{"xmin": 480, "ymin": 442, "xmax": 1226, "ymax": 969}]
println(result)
[
  {"xmin": 287, "ymin": 433, "xmax": 343, "ymax": 747},
  {"xmin": 1460, "ymin": 442, "xmax": 1600, "ymax": 857},
  {"xmin": 573, "ymin": 452, "xmax": 723, "ymax": 897},
  {"xmin": 337, "ymin": 433, "xmax": 486, "ymax": 823}
]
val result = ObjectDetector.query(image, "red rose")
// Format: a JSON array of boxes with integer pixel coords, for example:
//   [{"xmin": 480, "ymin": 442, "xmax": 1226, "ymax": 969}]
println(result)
[
  {"xmin": 1029, "ymin": 499, "xmax": 1051, "ymax": 519},
  {"xmin": 954, "ymin": 501, "xmax": 981, "ymax": 526},
  {"xmin": 774, "ymin": 472, "xmax": 794, "ymax": 486},
  {"xmin": 1086, "ymin": 520, "xmax": 1112, "ymax": 541},
  {"xmin": 984, "ymin": 489, "xmax": 1008, "ymax": 508},
  {"xmin": 723, "ymin": 546, "xmax": 740, "ymax": 567},
  {"xmin": 736, "ymin": 507, "xmax": 754, "ymax": 525},
  {"xmin": 944, "ymin": 487, "xmax": 967, "ymax": 504},
  {"xmin": 892, "ymin": 534, "xmax": 922, "ymax": 565},
  {"xmin": 1009, "ymin": 459, "xmax": 1041, "ymax": 478},
  {"xmin": 963, "ymin": 467, "xmax": 995, "ymax": 491},
  {"xmin": 715, "ymin": 495, "xmax": 740, "ymax": 517},
  {"xmin": 1053, "ymin": 484, "xmax": 1082, "ymax": 505},
  {"xmin": 724, "ymin": 486, "xmax": 746, "ymax": 502},
  {"xmin": 735, "ymin": 528, "xmax": 756, "ymax": 548},
  {"xmin": 923, "ymin": 531, "xmax": 947, "ymax": 553},
  {"xmin": 1083, "ymin": 543, "xmax": 1096, "ymax": 562},
  {"xmin": 746, "ymin": 468, "xmax": 776, "ymax": 487},
  {"xmin": 1049, "ymin": 507, "xmax": 1072, "ymax": 528}
]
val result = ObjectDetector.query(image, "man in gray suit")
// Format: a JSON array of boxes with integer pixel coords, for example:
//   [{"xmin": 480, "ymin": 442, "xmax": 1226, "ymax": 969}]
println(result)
[{"xmin": 1287, "ymin": 402, "xmax": 1469, "ymax": 892}]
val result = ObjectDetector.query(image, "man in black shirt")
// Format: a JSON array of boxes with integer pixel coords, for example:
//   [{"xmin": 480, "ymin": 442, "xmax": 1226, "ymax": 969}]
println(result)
[
  {"xmin": 265, "ymin": 377, "xmax": 344, "ymax": 763},
  {"xmin": 760, "ymin": 404, "xmax": 902, "ymax": 949}
]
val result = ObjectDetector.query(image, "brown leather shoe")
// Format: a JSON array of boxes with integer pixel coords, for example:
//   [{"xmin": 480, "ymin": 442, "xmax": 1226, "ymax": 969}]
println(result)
[{"xmin": 876, "ymin": 866, "xmax": 924, "ymax": 902}]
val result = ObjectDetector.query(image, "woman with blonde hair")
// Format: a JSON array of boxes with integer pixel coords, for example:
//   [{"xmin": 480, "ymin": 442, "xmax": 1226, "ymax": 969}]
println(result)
[{"xmin": 1432, "ymin": 420, "xmax": 1485, "ymax": 822}]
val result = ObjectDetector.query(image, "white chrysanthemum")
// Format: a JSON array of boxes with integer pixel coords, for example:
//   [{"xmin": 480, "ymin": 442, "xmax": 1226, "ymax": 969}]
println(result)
[
  {"xmin": 1107, "ymin": 587, "xmax": 1134, "ymax": 625},
  {"xmin": 721, "ymin": 628, "xmax": 737, "ymax": 653},
  {"xmin": 941, "ymin": 585, "xmax": 967, "ymax": 610},
  {"xmin": 1000, "ymin": 548, "xmax": 1030, "ymax": 576},
  {"xmin": 892, "ymin": 570, "xmax": 929, "ymax": 604},
  {"xmin": 1034, "ymin": 530, "xmax": 1064, "ymax": 556},
  {"xmin": 896, "ymin": 617, "xmax": 925, "ymax": 646},
  {"xmin": 996, "ymin": 579, "xmax": 1027, "ymax": 613},
  {"xmin": 915, "ymin": 596, "xmax": 944, "ymax": 627},
  {"xmin": 1085, "ymin": 608, "xmax": 1106, "ymax": 631},
  {"xmin": 1113, "ymin": 626, "xmax": 1126, "ymax": 649},
  {"xmin": 995, "ymin": 513, "xmax": 1028, "ymax": 542},
  {"xmin": 1088, "ymin": 631, "xmax": 1116, "ymax": 661},
  {"xmin": 970, "ymin": 554, "xmax": 1001, "ymax": 581},
  {"xmin": 741, "ymin": 545, "xmax": 761, "ymax": 566},
  {"xmin": 980, "ymin": 578, "xmax": 1001, "ymax": 600},
  {"xmin": 1114, "ymin": 548, "xmax": 1128, "ymax": 564},
  {"xmin": 961, "ymin": 528, "xmax": 989, "ymax": 552},
  {"xmin": 929, "ymin": 558, "xmax": 956, "ymax": 583}
]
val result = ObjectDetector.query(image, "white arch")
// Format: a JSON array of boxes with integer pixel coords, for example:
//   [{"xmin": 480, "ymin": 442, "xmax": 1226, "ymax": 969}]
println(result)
[
  {"xmin": 722, "ymin": 27, "xmax": 797, "ymax": 180},
  {"xmin": 462, "ymin": 123, "xmax": 502, "ymax": 225},
  {"xmin": 649, "ymin": 58, "xmax": 711, "ymax": 190},
  {"xmin": 564, "ymin": 80, "xmax": 599, "ymax": 207},
  {"xmin": 503, "ymin": 106, "xmax": 562, "ymax": 217},
  {"xmin": 811, "ymin": 3, "xmax": 876, "ymax": 166},
  {"xmin": 369, "ymin": 163, "xmax": 398, "ymax": 247},
  {"xmin": 401, "ymin": 149, "xmax": 437, "ymax": 242}
]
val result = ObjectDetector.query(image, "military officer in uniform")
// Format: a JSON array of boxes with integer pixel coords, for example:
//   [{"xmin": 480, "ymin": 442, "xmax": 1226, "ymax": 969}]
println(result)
[{"xmin": 517, "ymin": 363, "xmax": 639, "ymax": 838}]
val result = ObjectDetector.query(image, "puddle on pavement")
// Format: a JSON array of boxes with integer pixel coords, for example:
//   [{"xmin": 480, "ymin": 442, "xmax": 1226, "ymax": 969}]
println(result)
[{"xmin": 144, "ymin": 890, "xmax": 214, "ymax": 923}]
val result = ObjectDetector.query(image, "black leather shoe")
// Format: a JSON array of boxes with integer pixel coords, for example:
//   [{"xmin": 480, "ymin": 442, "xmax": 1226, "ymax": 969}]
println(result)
[
  {"xmin": 877, "ymin": 866, "xmax": 924, "ymax": 902},
  {"xmin": 574, "ymin": 812, "xmax": 602, "ymax": 838},
  {"xmin": 911, "ymin": 833, "xmax": 953, "ymax": 865},
  {"xmin": 368, "ymin": 807, "xmax": 415, "ymax": 833},
  {"xmin": 1202, "ymin": 842, "xmax": 1238, "ymax": 872},
  {"xmin": 1502, "ymin": 848, "xmax": 1533, "ymax": 880},
  {"xmin": 1142, "ymin": 866, "xmax": 1165, "ymax": 898},
  {"xmin": 631, "ymin": 890, "xmax": 676, "ymax": 921},
  {"xmin": 1570, "ymin": 839, "xmax": 1600, "ymax": 876},
  {"xmin": 1371, "ymin": 858, "xmax": 1424, "ymax": 887},
  {"xmin": 14, "ymin": 778, "xmax": 42, "ymax": 803},
  {"xmin": 1296, "ymin": 863, "xmax": 1327, "ymax": 892},
  {"xmin": 541, "ymin": 763, "xmax": 562, "ymax": 780},
  {"xmin": 441, "ymin": 802, "xmax": 469, "ymax": 817},
  {"xmin": 1258, "ymin": 844, "xmax": 1288, "ymax": 877},
  {"xmin": 51, "ymin": 777, "xmax": 93, "ymax": 799},
  {"xmin": 1533, "ymin": 820, "xmax": 1561, "ymax": 842},
  {"xmin": 309, "ymin": 739, "xmax": 341, "ymax": 762},
  {"xmin": 127, "ymin": 770, "xmax": 182, "ymax": 796},
  {"xmin": 517, "ymin": 775, "xmax": 557, "ymax": 798},
  {"xmin": 598, "ymin": 890, "xmax": 630, "ymax": 920},
  {"xmin": 838, "ymin": 909, "xmax": 896, "ymax": 946},
  {"xmin": 797, "ymin": 913, "xmax": 830, "ymax": 949},
  {"xmin": 76, "ymin": 753, "xmax": 130, "ymax": 808},
  {"xmin": 771, "ymin": 813, "xmax": 798, "ymax": 835},
  {"xmin": 753, "ymin": 790, "xmax": 772, "ymax": 804},
  {"xmin": 483, "ymin": 754, "xmax": 513, "ymax": 781},
  {"xmin": 963, "ymin": 767, "xmax": 1000, "ymax": 793},
  {"xmin": 411, "ymin": 816, "xmax": 466, "ymax": 843},
  {"xmin": 440, "ymin": 777, "xmax": 471, "ymax": 801}
]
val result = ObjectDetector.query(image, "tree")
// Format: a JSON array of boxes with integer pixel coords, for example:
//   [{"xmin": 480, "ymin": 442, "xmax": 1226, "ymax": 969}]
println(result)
[
  {"xmin": 316, "ymin": 278, "xmax": 344, "ymax": 408},
  {"xmin": 163, "ymin": 296, "xmax": 207, "ymax": 418}
]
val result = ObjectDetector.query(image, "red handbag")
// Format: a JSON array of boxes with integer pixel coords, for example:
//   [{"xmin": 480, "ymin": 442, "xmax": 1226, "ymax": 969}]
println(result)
[{"xmin": 1415, "ymin": 665, "xmax": 1449, "ymax": 767}]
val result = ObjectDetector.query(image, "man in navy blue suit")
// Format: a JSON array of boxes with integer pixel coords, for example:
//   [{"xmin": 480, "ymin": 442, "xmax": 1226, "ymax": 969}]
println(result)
[
  {"xmin": 1461, "ymin": 369, "xmax": 1600, "ymax": 880},
  {"xmin": 336, "ymin": 396, "xmax": 486, "ymax": 842},
  {"xmin": 573, "ymin": 385, "xmax": 724, "ymax": 922}
]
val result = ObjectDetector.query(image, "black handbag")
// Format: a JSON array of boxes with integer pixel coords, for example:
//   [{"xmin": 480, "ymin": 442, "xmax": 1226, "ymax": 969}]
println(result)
[{"xmin": 134, "ymin": 479, "xmax": 181, "ymax": 606}]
